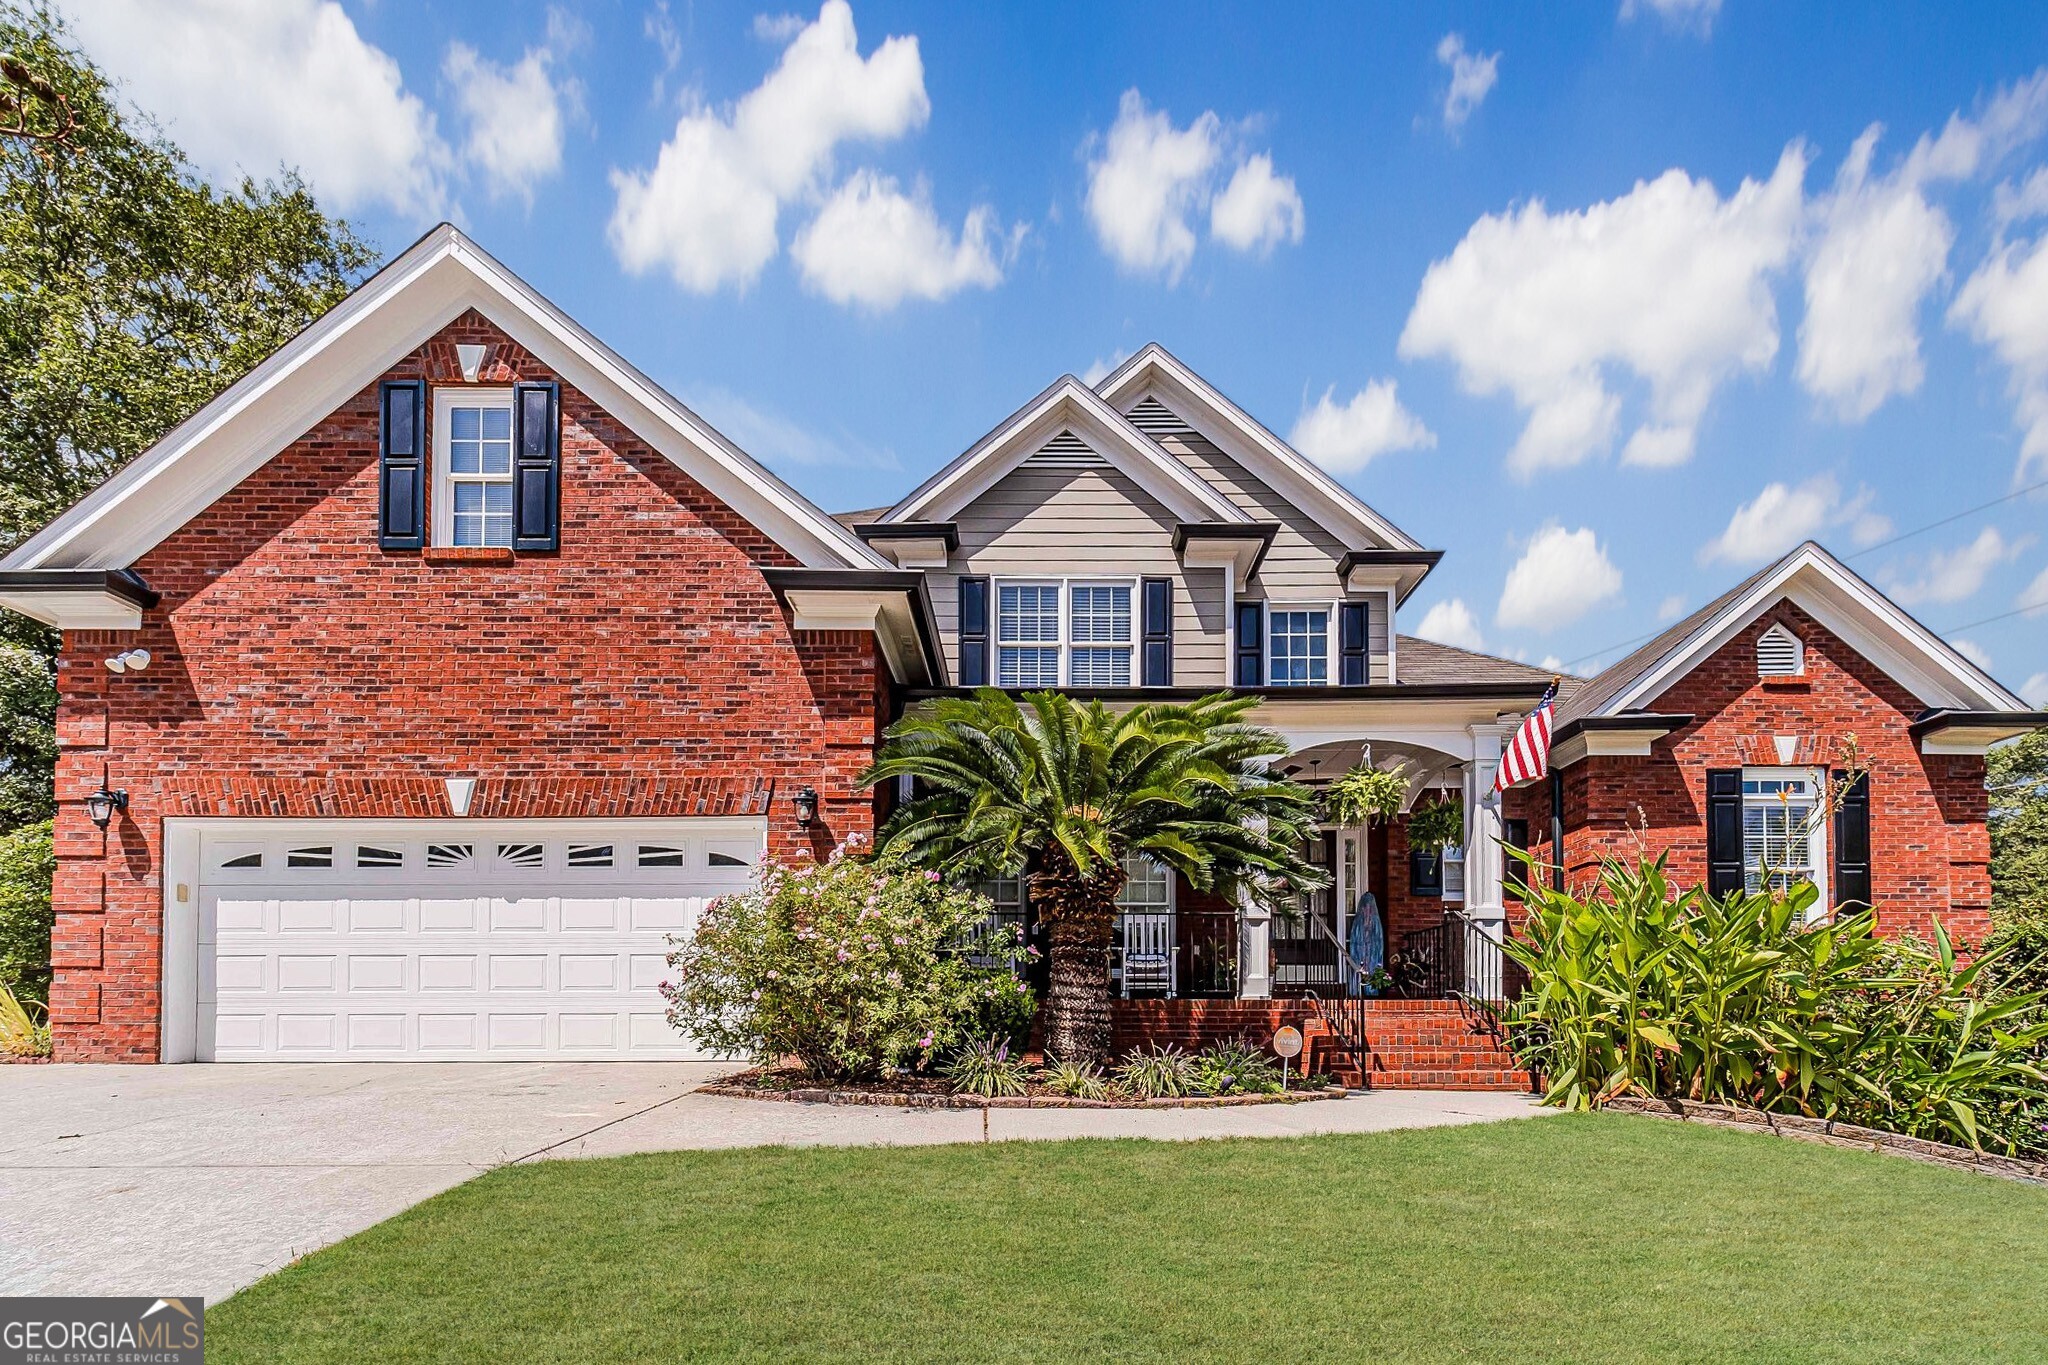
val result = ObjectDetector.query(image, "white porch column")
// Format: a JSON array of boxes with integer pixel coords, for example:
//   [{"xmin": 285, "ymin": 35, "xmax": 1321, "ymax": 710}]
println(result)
[
  {"xmin": 1461, "ymin": 721, "xmax": 1510, "ymax": 938},
  {"xmin": 1237, "ymin": 891, "xmax": 1273, "ymax": 999}
]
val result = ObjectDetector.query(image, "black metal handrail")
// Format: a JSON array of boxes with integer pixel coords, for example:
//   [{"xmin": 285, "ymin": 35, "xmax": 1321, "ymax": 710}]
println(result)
[{"xmin": 1394, "ymin": 909, "xmax": 1522, "ymax": 1004}]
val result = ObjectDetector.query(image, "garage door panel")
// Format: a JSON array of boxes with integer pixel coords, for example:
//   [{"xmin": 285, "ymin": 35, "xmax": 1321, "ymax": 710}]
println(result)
[{"xmin": 194, "ymin": 820, "xmax": 755, "ymax": 1061}]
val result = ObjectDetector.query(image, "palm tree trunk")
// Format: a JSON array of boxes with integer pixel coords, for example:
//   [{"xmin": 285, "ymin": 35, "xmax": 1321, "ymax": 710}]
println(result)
[{"xmin": 1036, "ymin": 855, "xmax": 1122, "ymax": 1066}]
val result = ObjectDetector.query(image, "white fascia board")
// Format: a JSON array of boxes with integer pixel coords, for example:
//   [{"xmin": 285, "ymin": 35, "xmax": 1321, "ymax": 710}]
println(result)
[
  {"xmin": 1605, "ymin": 546, "xmax": 2024, "ymax": 715},
  {"xmin": 781, "ymin": 587, "xmax": 927, "ymax": 685},
  {"xmin": 862, "ymin": 537, "xmax": 950, "ymax": 569},
  {"xmin": 1550, "ymin": 728, "xmax": 1666, "ymax": 768},
  {"xmin": 0, "ymin": 588, "xmax": 142, "ymax": 630},
  {"xmin": 1095, "ymin": 345, "xmax": 1425, "ymax": 553},
  {"xmin": 1178, "ymin": 534, "xmax": 1265, "ymax": 591},
  {"xmin": 3, "ymin": 226, "xmax": 886, "ymax": 574},
  {"xmin": 881, "ymin": 377, "xmax": 1247, "ymax": 527}
]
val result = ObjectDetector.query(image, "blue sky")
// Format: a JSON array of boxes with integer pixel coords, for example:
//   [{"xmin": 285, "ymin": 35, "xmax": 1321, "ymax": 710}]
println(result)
[{"xmin": 60, "ymin": 1, "xmax": 2048, "ymax": 700}]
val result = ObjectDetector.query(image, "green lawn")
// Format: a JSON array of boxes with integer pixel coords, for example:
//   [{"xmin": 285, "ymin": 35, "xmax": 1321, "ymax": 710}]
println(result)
[{"xmin": 210, "ymin": 1114, "xmax": 2048, "ymax": 1364}]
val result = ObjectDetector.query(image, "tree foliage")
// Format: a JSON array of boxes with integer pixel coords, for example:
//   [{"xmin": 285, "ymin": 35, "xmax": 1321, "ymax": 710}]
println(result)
[
  {"xmin": 1990, "ymin": 728, "xmax": 2048, "ymax": 929},
  {"xmin": 0, "ymin": 3, "xmax": 375, "ymax": 830}
]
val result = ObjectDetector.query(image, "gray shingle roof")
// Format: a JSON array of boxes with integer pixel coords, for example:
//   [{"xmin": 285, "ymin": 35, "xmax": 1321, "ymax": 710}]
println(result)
[{"xmin": 1395, "ymin": 637, "xmax": 1568, "ymax": 689}]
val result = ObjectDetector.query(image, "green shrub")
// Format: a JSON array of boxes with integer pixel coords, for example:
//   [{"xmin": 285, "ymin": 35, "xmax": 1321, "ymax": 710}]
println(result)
[
  {"xmin": 0, "ymin": 980, "xmax": 49, "ymax": 1057},
  {"xmin": 944, "ymin": 1037, "xmax": 1031, "ymax": 1097},
  {"xmin": 1116, "ymin": 1044, "xmax": 1192, "ymax": 1099},
  {"xmin": 0, "ymin": 819, "xmax": 54, "ymax": 1007},
  {"xmin": 1041, "ymin": 1056, "xmax": 1109, "ymax": 1100},
  {"xmin": 664, "ymin": 845, "xmax": 1031, "ymax": 1081},
  {"xmin": 1499, "ymin": 853, "xmax": 2048, "ymax": 1156},
  {"xmin": 1189, "ymin": 1038, "xmax": 1283, "ymax": 1095}
]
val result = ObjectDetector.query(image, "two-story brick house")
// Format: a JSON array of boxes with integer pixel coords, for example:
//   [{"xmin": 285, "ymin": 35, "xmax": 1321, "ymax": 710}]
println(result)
[{"xmin": 2, "ymin": 226, "xmax": 2039, "ymax": 1069}]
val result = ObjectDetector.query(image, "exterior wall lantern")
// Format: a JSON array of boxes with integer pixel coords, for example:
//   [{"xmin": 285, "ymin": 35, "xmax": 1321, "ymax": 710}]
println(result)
[
  {"xmin": 85, "ymin": 775, "xmax": 128, "ymax": 830},
  {"xmin": 791, "ymin": 786, "xmax": 820, "ymax": 830}
]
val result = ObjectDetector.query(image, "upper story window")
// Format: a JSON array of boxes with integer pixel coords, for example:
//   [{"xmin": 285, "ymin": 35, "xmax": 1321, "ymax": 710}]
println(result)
[
  {"xmin": 434, "ymin": 388, "xmax": 514, "ymax": 547},
  {"xmin": 995, "ymin": 580, "xmax": 1132, "ymax": 687},
  {"xmin": 1756, "ymin": 623, "xmax": 1803, "ymax": 678},
  {"xmin": 1267, "ymin": 606, "xmax": 1329, "ymax": 686}
]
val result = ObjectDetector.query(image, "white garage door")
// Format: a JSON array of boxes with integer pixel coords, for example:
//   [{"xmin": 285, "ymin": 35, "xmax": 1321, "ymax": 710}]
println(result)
[{"xmin": 188, "ymin": 819, "xmax": 762, "ymax": 1061}]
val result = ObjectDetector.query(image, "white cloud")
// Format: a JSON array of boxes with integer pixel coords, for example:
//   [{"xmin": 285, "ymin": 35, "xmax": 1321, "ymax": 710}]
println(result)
[
  {"xmin": 2023, "ymin": 562, "xmax": 2048, "ymax": 616},
  {"xmin": 685, "ymin": 385, "xmax": 899, "ymax": 471},
  {"xmin": 753, "ymin": 13, "xmax": 808, "ymax": 41},
  {"xmin": 60, "ymin": 0, "xmax": 448, "ymax": 214},
  {"xmin": 608, "ymin": 1, "xmax": 930, "ymax": 293},
  {"xmin": 1084, "ymin": 91, "xmax": 1221, "ymax": 282},
  {"xmin": 1415, "ymin": 598, "xmax": 1485, "ymax": 651},
  {"xmin": 1399, "ymin": 148, "xmax": 1807, "ymax": 476},
  {"xmin": 444, "ymin": 12, "xmax": 584, "ymax": 204},
  {"xmin": 1800, "ymin": 74, "xmax": 2048, "ymax": 423},
  {"xmin": 1882, "ymin": 527, "xmax": 2026, "ymax": 606},
  {"xmin": 791, "ymin": 171, "xmax": 1011, "ymax": 308},
  {"xmin": 1210, "ymin": 154, "xmax": 1305, "ymax": 255},
  {"xmin": 1083, "ymin": 91, "xmax": 1303, "ymax": 281},
  {"xmin": 645, "ymin": 2, "xmax": 683, "ymax": 105},
  {"xmin": 1287, "ymin": 380, "xmax": 1435, "ymax": 474},
  {"xmin": 1698, "ymin": 474, "xmax": 1889, "ymax": 566},
  {"xmin": 1498, "ymin": 524, "xmax": 1624, "ymax": 632},
  {"xmin": 1082, "ymin": 349, "xmax": 1132, "ymax": 386},
  {"xmin": 1619, "ymin": 0, "xmax": 1722, "ymax": 35},
  {"xmin": 1950, "ymin": 637, "xmax": 1994, "ymax": 671},
  {"xmin": 1951, "ymin": 230, "xmax": 2048, "ymax": 485},
  {"xmin": 1435, "ymin": 34, "xmax": 1500, "ymax": 132},
  {"xmin": 1657, "ymin": 594, "xmax": 1687, "ymax": 620},
  {"xmin": 2022, "ymin": 671, "xmax": 2048, "ymax": 706}
]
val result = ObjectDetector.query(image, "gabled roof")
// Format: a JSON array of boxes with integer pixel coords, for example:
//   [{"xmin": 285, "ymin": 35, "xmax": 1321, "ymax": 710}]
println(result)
[
  {"xmin": 1093, "ymin": 343, "xmax": 1425, "ymax": 554},
  {"xmin": 1556, "ymin": 541, "xmax": 2027, "ymax": 722},
  {"xmin": 1, "ymin": 224, "xmax": 889, "ymax": 574},
  {"xmin": 1395, "ymin": 636, "xmax": 1569, "ymax": 689},
  {"xmin": 879, "ymin": 375, "xmax": 1248, "ymax": 526}
]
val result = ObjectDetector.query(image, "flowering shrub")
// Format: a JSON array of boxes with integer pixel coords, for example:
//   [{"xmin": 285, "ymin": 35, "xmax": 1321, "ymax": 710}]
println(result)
[{"xmin": 663, "ymin": 841, "xmax": 1032, "ymax": 1081}]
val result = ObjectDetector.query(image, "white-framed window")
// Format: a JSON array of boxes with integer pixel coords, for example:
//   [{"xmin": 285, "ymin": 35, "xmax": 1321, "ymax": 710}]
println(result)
[
  {"xmin": 1756, "ymin": 623, "xmax": 1803, "ymax": 678},
  {"xmin": 1267, "ymin": 605, "xmax": 1330, "ymax": 686},
  {"xmin": 994, "ymin": 579, "xmax": 1134, "ymax": 687},
  {"xmin": 1115, "ymin": 854, "xmax": 1175, "ymax": 996},
  {"xmin": 1741, "ymin": 767, "xmax": 1828, "ymax": 904},
  {"xmin": 433, "ymin": 387, "xmax": 515, "ymax": 547}
]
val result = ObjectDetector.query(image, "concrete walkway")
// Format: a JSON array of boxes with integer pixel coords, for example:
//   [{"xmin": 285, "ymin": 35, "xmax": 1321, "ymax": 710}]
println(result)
[{"xmin": 1, "ymin": 1062, "xmax": 1549, "ymax": 1304}]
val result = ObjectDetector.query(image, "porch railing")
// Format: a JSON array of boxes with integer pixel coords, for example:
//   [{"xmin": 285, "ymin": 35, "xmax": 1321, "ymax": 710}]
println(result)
[
  {"xmin": 1112, "ymin": 908, "xmax": 1238, "ymax": 999},
  {"xmin": 1393, "ymin": 910, "xmax": 1524, "ymax": 1004}
]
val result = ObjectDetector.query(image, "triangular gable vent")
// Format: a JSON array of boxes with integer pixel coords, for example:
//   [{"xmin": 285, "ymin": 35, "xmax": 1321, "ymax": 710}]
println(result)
[
  {"xmin": 1024, "ymin": 431, "xmax": 1109, "ymax": 470},
  {"xmin": 1126, "ymin": 395, "xmax": 1194, "ymax": 438}
]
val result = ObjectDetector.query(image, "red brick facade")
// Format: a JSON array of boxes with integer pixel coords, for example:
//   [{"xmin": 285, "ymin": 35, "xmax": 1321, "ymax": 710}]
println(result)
[
  {"xmin": 1520, "ymin": 602, "xmax": 1990, "ymax": 942},
  {"xmin": 48, "ymin": 313, "xmax": 891, "ymax": 1061}
]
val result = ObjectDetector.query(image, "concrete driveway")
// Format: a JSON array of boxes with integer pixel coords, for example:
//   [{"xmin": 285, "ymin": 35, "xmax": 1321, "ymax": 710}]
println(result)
[{"xmin": 1, "ymin": 1063, "xmax": 1546, "ymax": 1304}]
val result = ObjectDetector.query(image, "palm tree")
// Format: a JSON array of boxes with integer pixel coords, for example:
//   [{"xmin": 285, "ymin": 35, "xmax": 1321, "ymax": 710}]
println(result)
[{"xmin": 862, "ymin": 689, "xmax": 1325, "ymax": 1065}]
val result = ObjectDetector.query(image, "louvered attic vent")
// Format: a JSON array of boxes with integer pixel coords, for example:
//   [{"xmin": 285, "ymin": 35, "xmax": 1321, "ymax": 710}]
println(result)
[
  {"xmin": 1756, "ymin": 623, "xmax": 1803, "ymax": 677},
  {"xmin": 1024, "ymin": 431, "xmax": 1108, "ymax": 469},
  {"xmin": 1125, "ymin": 395, "xmax": 1193, "ymax": 437}
]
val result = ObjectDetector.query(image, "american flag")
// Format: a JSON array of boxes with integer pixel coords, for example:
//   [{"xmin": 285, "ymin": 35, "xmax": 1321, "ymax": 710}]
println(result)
[{"xmin": 1494, "ymin": 678, "xmax": 1560, "ymax": 794}]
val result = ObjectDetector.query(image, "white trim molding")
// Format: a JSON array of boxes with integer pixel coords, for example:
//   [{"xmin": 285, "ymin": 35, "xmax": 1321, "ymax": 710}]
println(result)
[{"xmin": 2, "ymin": 224, "xmax": 890, "ymax": 575}]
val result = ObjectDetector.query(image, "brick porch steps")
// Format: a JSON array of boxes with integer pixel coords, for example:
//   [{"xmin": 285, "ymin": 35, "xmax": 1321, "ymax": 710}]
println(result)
[{"xmin": 1109, "ymin": 998, "xmax": 1534, "ymax": 1093}]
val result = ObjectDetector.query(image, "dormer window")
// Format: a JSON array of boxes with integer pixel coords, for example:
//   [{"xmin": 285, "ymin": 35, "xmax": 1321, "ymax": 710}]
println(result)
[{"xmin": 1756, "ymin": 623, "xmax": 1803, "ymax": 678}]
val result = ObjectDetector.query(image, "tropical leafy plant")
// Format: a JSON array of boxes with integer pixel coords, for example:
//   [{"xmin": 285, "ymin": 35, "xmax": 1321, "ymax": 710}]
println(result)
[
  {"xmin": 944, "ymin": 1037, "xmax": 1031, "ymax": 1097},
  {"xmin": 662, "ymin": 844, "xmax": 1030, "ymax": 1082},
  {"xmin": 0, "ymin": 979, "xmax": 48, "ymax": 1057},
  {"xmin": 1188, "ymin": 1038, "xmax": 1283, "ymax": 1095},
  {"xmin": 1497, "ymin": 852, "xmax": 2048, "ymax": 1155},
  {"xmin": 864, "ymin": 689, "xmax": 1325, "ymax": 1066},
  {"xmin": 1041, "ymin": 1056, "xmax": 1109, "ymax": 1100},
  {"xmin": 1404, "ymin": 796, "xmax": 1464, "ymax": 854},
  {"xmin": 1116, "ymin": 1043, "xmax": 1193, "ymax": 1099},
  {"xmin": 1326, "ymin": 764, "xmax": 1407, "ymax": 828}
]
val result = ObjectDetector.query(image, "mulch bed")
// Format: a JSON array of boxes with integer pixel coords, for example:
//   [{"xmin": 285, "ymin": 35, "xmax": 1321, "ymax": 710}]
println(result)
[
  {"xmin": 1605, "ymin": 1095, "xmax": 2048, "ymax": 1186},
  {"xmin": 702, "ymin": 1066, "xmax": 1349, "ymax": 1110}
]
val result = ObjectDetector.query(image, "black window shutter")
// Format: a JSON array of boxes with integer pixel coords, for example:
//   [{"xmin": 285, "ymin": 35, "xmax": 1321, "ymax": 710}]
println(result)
[
  {"xmin": 1339, "ymin": 601, "xmax": 1369, "ymax": 686},
  {"xmin": 957, "ymin": 576, "xmax": 989, "ymax": 687},
  {"xmin": 512, "ymin": 381, "xmax": 561, "ymax": 552},
  {"xmin": 377, "ymin": 380, "xmax": 426, "ymax": 550},
  {"xmin": 1834, "ymin": 771, "xmax": 1872, "ymax": 911},
  {"xmin": 1141, "ymin": 578, "xmax": 1173, "ymax": 686},
  {"xmin": 1234, "ymin": 601, "xmax": 1264, "ymax": 687},
  {"xmin": 1706, "ymin": 768, "xmax": 1744, "ymax": 897}
]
